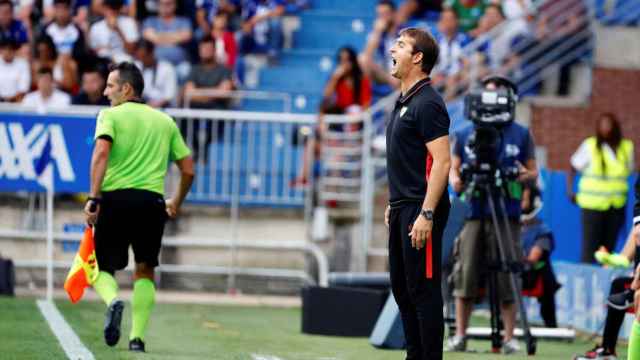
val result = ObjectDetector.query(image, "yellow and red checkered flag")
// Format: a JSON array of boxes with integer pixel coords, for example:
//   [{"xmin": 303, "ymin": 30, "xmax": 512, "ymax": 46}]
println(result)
[{"xmin": 64, "ymin": 227, "xmax": 99, "ymax": 303}]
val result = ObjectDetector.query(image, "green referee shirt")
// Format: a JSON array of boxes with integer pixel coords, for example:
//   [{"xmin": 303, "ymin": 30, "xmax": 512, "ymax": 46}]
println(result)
[{"xmin": 94, "ymin": 102, "xmax": 191, "ymax": 196}]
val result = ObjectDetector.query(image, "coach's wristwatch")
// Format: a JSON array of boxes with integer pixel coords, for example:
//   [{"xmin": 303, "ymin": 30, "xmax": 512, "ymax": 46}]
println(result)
[{"xmin": 420, "ymin": 209, "xmax": 434, "ymax": 221}]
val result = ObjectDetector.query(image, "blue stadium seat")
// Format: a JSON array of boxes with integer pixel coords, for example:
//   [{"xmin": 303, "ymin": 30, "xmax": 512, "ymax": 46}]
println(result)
[
  {"xmin": 237, "ymin": 0, "xmax": 379, "ymax": 114},
  {"xmin": 310, "ymin": 0, "xmax": 382, "ymax": 14},
  {"xmin": 278, "ymin": 49, "xmax": 335, "ymax": 67},
  {"xmin": 599, "ymin": 0, "xmax": 640, "ymax": 25},
  {"xmin": 293, "ymin": 30, "xmax": 367, "ymax": 52},
  {"xmin": 187, "ymin": 126, "xmax": 306, "ymax": 205},
  {"xmin": 259, "ymin": 66, "xmax": 328, "ymax": 89}
]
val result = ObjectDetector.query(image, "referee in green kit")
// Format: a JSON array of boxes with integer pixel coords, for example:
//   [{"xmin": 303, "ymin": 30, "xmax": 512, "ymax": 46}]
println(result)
[{"xmin": 83, "ymin": 62, "xmax": 194, "ymax": 352}]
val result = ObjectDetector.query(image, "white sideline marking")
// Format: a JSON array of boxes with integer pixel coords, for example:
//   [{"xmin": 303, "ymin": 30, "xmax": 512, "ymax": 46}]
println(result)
[
  {"xmin": 251, "ymin": 354, "xmax": 284, "ymax": 360},
  {"xmin": 37, "ymin": 300, "xmax": 95, "ymax": 360}
]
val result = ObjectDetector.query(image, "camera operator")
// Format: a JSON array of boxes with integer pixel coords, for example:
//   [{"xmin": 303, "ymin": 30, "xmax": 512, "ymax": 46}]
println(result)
[{"xmin": 446, "ymin": 75, "xmax": 538, "ymax": 354}]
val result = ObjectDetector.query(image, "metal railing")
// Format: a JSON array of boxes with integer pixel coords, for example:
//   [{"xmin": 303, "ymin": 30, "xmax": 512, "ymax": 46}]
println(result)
[
  {"xmin": 0, "ymin": 104, "xmax": 331, "ymax": 293},
  {"xmin": 1, "ymin": 230, "xmax": 328, "ymax": 287},
  {"xmin": 183, "ymin": 89, "xmax": 293, "ymax": 113},
  {"xmin": 166, "ymin": 108, "xmax": 315, "ymax": 207},
  {"xmin": 508, "ymin": 0, "xmax": 594, "ymax": 95},
  {"xmin": 598, "ymin": 0, "xmax": 640, "ymax": 25},
  {"xmin": 439, "ymin": 0, "xmax": 594, "ymax": 98}
]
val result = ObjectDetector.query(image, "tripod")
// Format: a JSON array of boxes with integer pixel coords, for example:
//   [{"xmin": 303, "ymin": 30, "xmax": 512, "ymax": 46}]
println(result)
[{"xmin": 463, "ymin": 171, "xmax": 537, "ymax": 355}]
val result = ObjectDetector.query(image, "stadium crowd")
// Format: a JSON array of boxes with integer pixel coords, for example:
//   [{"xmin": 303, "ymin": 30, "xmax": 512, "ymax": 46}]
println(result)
[
  {"xmin": 356, "ymin": 0, "xmax": 588, "ymax": 103},
  {"xmin": 0, "ymin": 0, "xmax": 312, "ymax": 112},
  {"xmin": 0, "ymin": 0, "xmax": 589, "ymax": 114}
]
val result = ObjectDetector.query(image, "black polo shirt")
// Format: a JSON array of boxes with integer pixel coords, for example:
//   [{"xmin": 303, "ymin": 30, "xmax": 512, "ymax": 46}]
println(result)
[{"xmin": 386, "ymin": 77, "xmax": 450, "ymax": 203}]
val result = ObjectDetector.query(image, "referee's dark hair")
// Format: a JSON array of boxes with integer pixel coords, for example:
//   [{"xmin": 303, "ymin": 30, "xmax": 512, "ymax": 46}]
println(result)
[
  {"xmin": 398, "ymin": 27, "xmax": 439, "ymax": 75},
  {"xmin": 109, "ymin": 61, "xmax": 144, "ymax": 98}
]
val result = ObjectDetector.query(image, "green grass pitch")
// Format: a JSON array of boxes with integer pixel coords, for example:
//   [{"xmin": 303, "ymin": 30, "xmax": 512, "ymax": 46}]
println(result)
[{"xmin": 0, "ymin": 297, "xmax": 628, "ymax": 359}]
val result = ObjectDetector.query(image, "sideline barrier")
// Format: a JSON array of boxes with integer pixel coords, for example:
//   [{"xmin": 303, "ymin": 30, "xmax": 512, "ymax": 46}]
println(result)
[
  {"xmin": 0, "ymin": 105, "xmax": 331, "ymax": 292},
  {"xmin": 526, "ymin": 261, "xmax": 633, "ymax": 339}
]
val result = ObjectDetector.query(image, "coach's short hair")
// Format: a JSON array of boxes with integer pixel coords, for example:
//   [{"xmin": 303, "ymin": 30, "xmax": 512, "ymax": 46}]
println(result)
[
  {"xmin": 0, "ymin": 0, "xmax": 13, "ymax": 10},
  {"xmin": 378, "ymin": 0, "xmax": 396, "ymax": 10},
  {"xmin": 398, "ymin": 27, "xmax": 439, "ymax": 75},
  {"xmin": 109, "ymin": 62, "xmax": 144, "ymax": 97}
]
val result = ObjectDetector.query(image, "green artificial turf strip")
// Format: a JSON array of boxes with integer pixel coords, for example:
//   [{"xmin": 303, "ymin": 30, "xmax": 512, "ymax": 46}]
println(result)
[{"xmin": 0, "ymin": 296, "xmax": 629, "ymax": 359}]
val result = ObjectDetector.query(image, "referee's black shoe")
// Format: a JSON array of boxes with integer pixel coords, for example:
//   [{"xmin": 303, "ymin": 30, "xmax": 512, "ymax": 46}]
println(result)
[
  {"xmin": 129, "ymin": 338, "xmax": 146, "ymax": 352},
  {"xmin": 104, "ymin": 299, "xmax": 124, "ymax": 346}
]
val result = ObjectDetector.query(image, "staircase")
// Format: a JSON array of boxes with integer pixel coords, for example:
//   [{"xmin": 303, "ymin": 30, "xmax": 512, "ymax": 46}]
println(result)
[{"xmin": 240, "ymin": 0, "xmax": 376, "ymax": 113}]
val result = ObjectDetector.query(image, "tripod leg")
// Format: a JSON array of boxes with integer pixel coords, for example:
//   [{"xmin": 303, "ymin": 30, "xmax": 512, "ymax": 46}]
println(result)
[
  {"xmin": 481, "ymin": 217, "xmax": 502, "ymax": 353},
  {"xmin": 488, "ymin": 260, "xmax": 502, "ymax": 353},
  {"xmin": 485, "ymin": 186, "xmax": 537, "ymax": 355}
]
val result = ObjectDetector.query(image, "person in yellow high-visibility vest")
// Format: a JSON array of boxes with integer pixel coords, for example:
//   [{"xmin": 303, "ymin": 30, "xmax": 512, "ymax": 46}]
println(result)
[{"xmin": 567, "ymin": 113, "xmax": 634, "ymax": 263}]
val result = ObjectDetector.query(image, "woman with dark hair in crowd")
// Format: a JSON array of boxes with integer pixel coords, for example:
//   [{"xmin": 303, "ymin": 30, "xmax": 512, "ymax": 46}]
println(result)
[
  {"xmin": 293, "ymin": 46, "xmax": 372, "ymax": 187},
  {"xmin": 31, "ymin": 34, "xmax": 78, "ymax": 94},
  {"xmin": 320, "ymin": 46, "xmax": 372, "ymax": 117},
  {"xmin": 568, "ymin": 112, "xmax": 635, "ymax": 263},
  {"xmin": 210, "ymin": 10, "xmax": 237, "ymax": 69}
]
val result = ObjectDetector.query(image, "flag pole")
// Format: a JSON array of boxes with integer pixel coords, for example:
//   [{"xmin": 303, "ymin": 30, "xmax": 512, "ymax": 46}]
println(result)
[{"xmin": 46, "ymin": 180, "xmax": 54, "ymax": 302}]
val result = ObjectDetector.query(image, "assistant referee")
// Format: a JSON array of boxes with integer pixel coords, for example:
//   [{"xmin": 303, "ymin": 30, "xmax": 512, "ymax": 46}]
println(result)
[
  {"xmin": 84, "ymin": 62, "xmax": 194, "ymax": 353},
  {"xmin": 385, "ymin": 28, "xmax": 451, "ymax": 360}
]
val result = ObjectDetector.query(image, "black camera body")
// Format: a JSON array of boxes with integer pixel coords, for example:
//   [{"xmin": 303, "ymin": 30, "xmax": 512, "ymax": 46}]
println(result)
[
  {"xmin": 464, "ymin": 87, "xmax": 516, "ymax": 127},
  {"xmin": 460, "ymin": 81, "xmax": 519, "ymax": 188}
]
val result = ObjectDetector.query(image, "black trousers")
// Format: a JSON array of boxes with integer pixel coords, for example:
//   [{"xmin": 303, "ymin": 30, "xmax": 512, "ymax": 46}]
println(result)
[
  {"xmin": 601, "ymin": 276, "xmax": 632, "ymax": 352},
  {"xmin": 539, "ymin": 265, "xmax": 560, "ymax": 328},
  {"xmin": 389, "ymin": 196, "xmax": 450, "ymax": 360},
  {"xmin": 580, "ymin": 207, "xmax": 626, "ymax": 263}
]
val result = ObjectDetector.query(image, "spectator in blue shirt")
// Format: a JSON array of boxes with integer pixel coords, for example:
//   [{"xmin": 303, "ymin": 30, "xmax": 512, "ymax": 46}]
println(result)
[
  {"xmin": 283, "ymin": 0, "xmax": 310, "ymax": 14},
  {"xmin": 142, "ymin": 0, "xmax": 193, "ymax": 81},
  {"xmin": 0, "ymin": 0, "xmax": 28, "ymax": 52},
  {"xmin": 431, "ymin": 8, "xmax": 471, "ymax": 100},
  {"xmin": 129, "ymin": 0, "xmax": 195, "ymax": 21},
  {"xmin": 360, "ymin": 0, "xmax": 400, "ymax": 94},
  {"xmin": 240, "ymin": 0, "xmax": 285, "ymax": 61},
  {"xmin": 195, "ymin": 0, "xmax": 240, "ymax": 38}
]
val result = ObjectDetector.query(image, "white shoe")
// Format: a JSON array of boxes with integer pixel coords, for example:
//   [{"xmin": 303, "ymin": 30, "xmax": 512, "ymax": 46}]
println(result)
[
  {"xmin": 503, "ymin": 338, "xmax": 521, "ymax": 354},
  {"xmin": 445, "ymin": 335, "xmax": 466, "ymax": 352}
]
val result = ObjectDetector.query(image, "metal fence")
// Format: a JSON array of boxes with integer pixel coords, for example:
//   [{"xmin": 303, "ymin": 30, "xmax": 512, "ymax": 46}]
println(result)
[
  {"xmin": 0, "ymin": 104, "xmax": 331, "ymax": 294},
  {"xmin": 167, "ymin": 108, "xmax": 314, "ymax": 207},
  {"xmin": 183, "ymin": 89, "xmax": 293, "ymax": 113}
]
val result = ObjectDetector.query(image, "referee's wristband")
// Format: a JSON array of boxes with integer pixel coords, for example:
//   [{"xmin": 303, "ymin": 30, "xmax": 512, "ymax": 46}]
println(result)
[{"xmin": 87, "ymin": 197, "xmax": 102, "ymax": 204}]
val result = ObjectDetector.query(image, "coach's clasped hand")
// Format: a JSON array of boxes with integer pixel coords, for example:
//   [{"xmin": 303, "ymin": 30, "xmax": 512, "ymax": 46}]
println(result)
[
  {"xmin": 384, "ymin": 205, "xmax": 390, "ymax": 228},
  {"xmin": 409, "ymin": 213, "xmax": 432, "ymax": 250},
  {"xmin": 84, "ymin": 198, "xmax": 101, "ymax": 226}
]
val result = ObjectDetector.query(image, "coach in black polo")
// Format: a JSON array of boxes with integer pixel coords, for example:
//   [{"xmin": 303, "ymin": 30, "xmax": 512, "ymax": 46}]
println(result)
[{"xmin": 385, "ymin": 27, "xmax": 451, "ymax": 360}]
